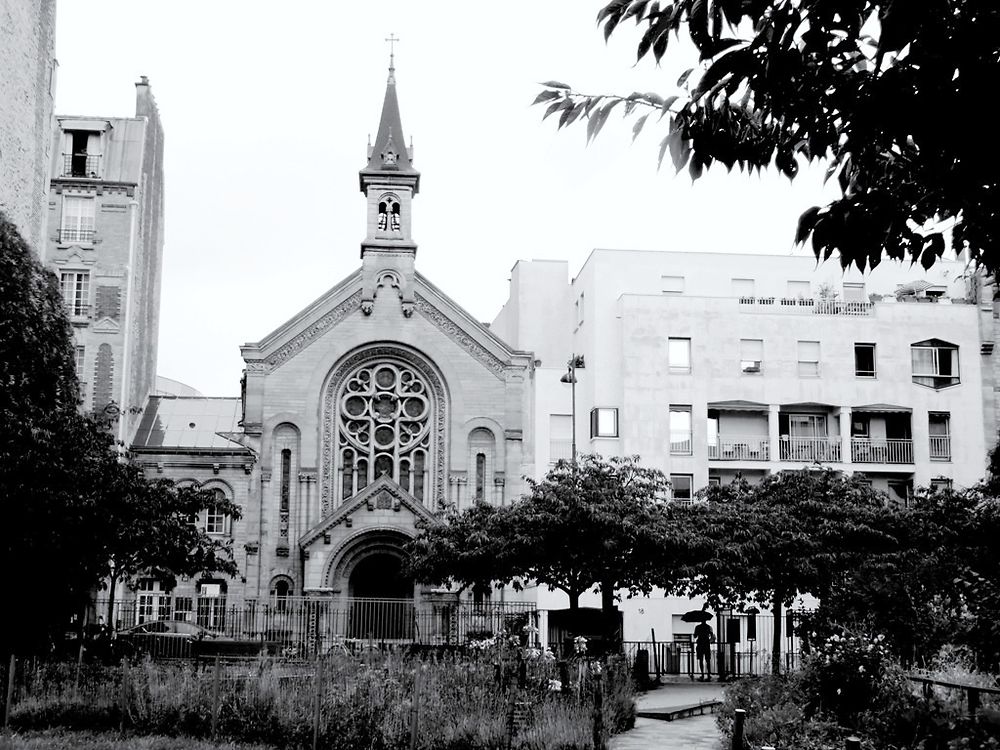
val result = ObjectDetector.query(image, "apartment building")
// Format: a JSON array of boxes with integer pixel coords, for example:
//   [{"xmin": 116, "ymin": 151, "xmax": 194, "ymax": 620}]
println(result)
[
  {"xmin": 46, "ymin": 78, "xmax": 165, "ymax": 441},
  {"xmin": 492, "ymin": 249, "xmax": 990, "ymax": 641}
]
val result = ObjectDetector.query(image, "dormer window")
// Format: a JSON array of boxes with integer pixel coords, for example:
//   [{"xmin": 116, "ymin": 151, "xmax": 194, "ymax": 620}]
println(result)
[
  {"xmin": 62, "ymin": 129, "xmax": 102, "ymax": 178},
  {"xmin": 377, "ymin": 194, "xmax": 401, "ymax": 234}
]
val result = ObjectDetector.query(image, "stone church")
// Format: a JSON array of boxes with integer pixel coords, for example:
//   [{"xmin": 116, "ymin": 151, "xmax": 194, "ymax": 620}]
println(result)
[{"xmin": 128, "ymin": 63, "xmax": 534, "ymax": 632}]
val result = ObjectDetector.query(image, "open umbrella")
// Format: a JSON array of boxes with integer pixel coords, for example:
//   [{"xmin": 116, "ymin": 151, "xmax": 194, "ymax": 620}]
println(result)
[{"xmin": 681, "ymin": 609, "xmax": 714, "ymax": 623}]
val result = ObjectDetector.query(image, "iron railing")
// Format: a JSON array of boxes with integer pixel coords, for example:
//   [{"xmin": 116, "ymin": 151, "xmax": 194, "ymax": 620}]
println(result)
[
  {"xmin": 62, "ymin": 153, "xmax": 102, "ymax": 178},
  {"xmin": 669, "ymin": 434, "xmax": 693, "ymax": 455},
  {"xmin": 850, "ymin": 438, "xmax": 914, "ymax": 464},
  {"xmin": 779, "ymin": 437, "xmax": 842, "ymax": 462},
  {"xmin": 59, "ymin": 227, "xmax": 96, "ymax": 243},
  {"xmin": 929, "ymin": 435, "xmax": 952, "ymax": 461},
  {"xmin": 708, "ymin": 435, "xmax": 770, "ymax": 461}
]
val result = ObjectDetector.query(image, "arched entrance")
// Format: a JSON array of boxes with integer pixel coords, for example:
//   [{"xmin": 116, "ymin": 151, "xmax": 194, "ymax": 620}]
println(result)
[{"xmin": 328, "ymin": 529, "xmax": 416, "ymax": 640}]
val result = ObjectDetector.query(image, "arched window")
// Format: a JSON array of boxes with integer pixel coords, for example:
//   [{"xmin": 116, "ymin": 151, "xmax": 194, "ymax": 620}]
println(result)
[
  {"xmin": 337, "ymin": 361, "xmax": 431, "ymax": 502},
  {"xmin": 269, "ymin": 577, "xmax": 293, "ymax": 612},
  {"xmin": 376, "ymin": 194, "xmax": 401, "ymax": 234},
  {"xmin": 468, "ymin": 428, "xmax": 496, "ymax": 505},
  {"xmin": 273, "ymin": 425, "xmax": 299, "ymax": 543},
  {"xmin": 205, "ymin": 487, "xmax": 230, "ymax": 536}
]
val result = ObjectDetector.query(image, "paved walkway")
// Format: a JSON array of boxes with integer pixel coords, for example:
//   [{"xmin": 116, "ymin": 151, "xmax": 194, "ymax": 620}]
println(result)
[{"xmin": 610, "ymin": 679, "xmax": 725, "ymax": 750}]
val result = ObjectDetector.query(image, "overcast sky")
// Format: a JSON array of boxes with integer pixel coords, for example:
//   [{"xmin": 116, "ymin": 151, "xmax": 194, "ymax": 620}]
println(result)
[{"xmin": 54, "ymin": 1, "xmax": 838, "ymax": 396}]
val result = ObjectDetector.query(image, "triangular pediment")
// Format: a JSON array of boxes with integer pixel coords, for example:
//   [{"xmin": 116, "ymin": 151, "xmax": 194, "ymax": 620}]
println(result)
[
  {"xmin": 92, "ymin": 316, "xmax": 121, "ymax": 334},
  {"xmin": 299, "ymin": 475, "xmax": 436, "ymax": 549}
]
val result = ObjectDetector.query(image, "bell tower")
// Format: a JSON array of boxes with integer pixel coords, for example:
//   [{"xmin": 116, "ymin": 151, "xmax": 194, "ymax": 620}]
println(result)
[{"xmin": 358, "ymin": 40, "xmax": 419, "ymax": 316}]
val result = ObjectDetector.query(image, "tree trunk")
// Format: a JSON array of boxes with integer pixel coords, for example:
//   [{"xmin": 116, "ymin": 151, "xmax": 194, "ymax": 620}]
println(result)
[
  {"xmin": 600, "ymin": 580, "xmax": 621, "ymax": 652},
  {"xmin": 567, "ymin": 589, "xmax": 580, "ymax": 611},
  {"xmin": 771, "ymin": 595, "xmax": 783, "ymax": 676}
]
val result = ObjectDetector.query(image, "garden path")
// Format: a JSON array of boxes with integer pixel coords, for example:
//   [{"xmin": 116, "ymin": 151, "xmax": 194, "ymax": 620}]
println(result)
[{"xmin": 610, "ymin": 679, "xmax": 725, "ymax": 750}]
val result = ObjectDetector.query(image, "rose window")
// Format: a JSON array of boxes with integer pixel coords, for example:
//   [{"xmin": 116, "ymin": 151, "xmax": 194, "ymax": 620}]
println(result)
[{"xmin": 337, "ymin": 362, "xmax": 430, "ymax": 502}]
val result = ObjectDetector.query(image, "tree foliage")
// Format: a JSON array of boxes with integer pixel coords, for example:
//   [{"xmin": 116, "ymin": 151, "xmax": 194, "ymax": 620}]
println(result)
[
  {"xmin": 536, "ymin": 1, "xmax": 1000, "ymax": 273},
  {"xmin": 0, "ymin": 212, "xmax": 239, "ymax": 654}
]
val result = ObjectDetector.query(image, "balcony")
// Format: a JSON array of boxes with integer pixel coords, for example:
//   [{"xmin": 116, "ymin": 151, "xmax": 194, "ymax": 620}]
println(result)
[
  {"xmin": 708, "ymin": 436, "xmax": 770, "ymax": 461},
  {"xmin": 62, "ymin": 153, "xmax": 102, "ymax": 178},
  {"xmin": 779, "ymin": 437, "xmax": 842, "ymax": 462},
  {"xmin": 850, "ymin": 438, "xmax": 914, "ymax": 464},
  {"xmin": 740, "ymin": 297, "xmax": 873, "ymax": 317},
  {"xmin": 65, "ymin": 304, "xmax": 91, "ymax": 322},
  {"xmin": 929, "ymin": 436, "xmax": 952, "ymax": 461},
  {"xmin": 59, "ymin": 227, "xmax": 96, "ymax": 244}
]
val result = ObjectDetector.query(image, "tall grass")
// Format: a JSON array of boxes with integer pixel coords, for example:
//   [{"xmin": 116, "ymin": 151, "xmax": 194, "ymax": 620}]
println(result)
[{"xmin": 7, "ymin": 654, "xmax": 634, "ymax": 750}]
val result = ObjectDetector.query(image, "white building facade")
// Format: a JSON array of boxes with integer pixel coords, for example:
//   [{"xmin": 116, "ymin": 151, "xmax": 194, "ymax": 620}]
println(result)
[{"xmin": 492, "ymin": 249, "xmax": 993, "ymax": 642}]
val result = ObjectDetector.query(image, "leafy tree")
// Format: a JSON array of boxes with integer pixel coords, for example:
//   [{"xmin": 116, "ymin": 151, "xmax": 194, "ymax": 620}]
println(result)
[
  {"xmin": 686, "ymin": 470, "xmax": 894, "ymax": 674},
  {"xmin": 408, "ymin": 455, "xmax": 681, "ymax": 644},
  {"xmin": 0, "ymin": 212, "xmax": 240, "ymax": 652},
  {"xmin": 536, "ymin": 1, "xmax": 1000, "ymax": 273}
]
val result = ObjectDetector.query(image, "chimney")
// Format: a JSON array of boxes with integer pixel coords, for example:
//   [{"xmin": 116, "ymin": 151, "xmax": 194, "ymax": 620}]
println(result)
[{"xmin": 135, "ymin": 75, "xmax": 151, "ymax": 117}]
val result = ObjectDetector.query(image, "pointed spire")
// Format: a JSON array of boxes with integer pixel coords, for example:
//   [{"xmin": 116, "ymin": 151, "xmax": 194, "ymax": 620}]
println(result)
[{"xmin": 362, "ymin": 37, "xmax": 417, "ymax": 178}]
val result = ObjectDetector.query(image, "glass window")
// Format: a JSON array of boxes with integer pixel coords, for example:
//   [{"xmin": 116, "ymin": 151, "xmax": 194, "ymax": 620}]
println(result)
[
  {"xmin": 929, "ymin": 412, "xmax": 951, "ymax": 461},
  {"xmin": 797, "ymin": 340, "xmax": 821, "ymax": 377},
  {"xmin": 854, "ymin": 343, "xmax": 876, "ymax": 377},
  {"xmin": 74, "ymin": 345, "xmax": 86, "ymax": 375},
  {"xmin": 732, "ymin": 278, "xmax": 755, "ymax": 298},
  {"xmin": 60, "ymin": 270, "xmax": 90, "ymax": 317},
  {"xmin": 669, "ymin": 406, "xmax": 692, "ymax": 455},
  {"xmin": 661, "ymin": 275, "xmax": 685, "ymax": 294},
  {"xmin": 843, "ymin": 283, "xmax": 866, "ymax": 303},
  {"xmin": 590, "ymin": 407, "xmax": 619, "ymax": 438},
  {"xmin": 740, "ymin": 339, "xmax": 763, "ymax": 374},
  {"xmin": 911, "ymin": 340, "xmax": 959, "ymax": 389},
  {"xmin": 205, "ymin": 488, "xmax": 229, "ymax": 536},
  {"xmin": 670, "ymin": 474, "xmax": 693, "ymax": 502},
  {"xmin": 786, "ymin": 280, "xmax": 810, "ymax": 298},
  {"xmin": 668, "ymin": 338, "xmax": 691, "ymax": 374},
  {"xmin": 930, "ymin": 477, "xmax": 953, "ymax": 493},
  {"xmin": 60, "ymin": 195, "xmax": 96, "ymax": 242}
]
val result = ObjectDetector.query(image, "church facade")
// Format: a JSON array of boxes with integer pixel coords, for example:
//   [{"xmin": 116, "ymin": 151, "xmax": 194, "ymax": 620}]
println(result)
[{"xmin": 127, "ymin": 63, "xmax": 534, "ymax": 633}]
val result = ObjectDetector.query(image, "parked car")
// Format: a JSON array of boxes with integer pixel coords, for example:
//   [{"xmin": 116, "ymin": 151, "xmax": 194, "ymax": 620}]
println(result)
[{"xmin": 115, "ymin": 620, "xmax": 281, "ymax": 660}]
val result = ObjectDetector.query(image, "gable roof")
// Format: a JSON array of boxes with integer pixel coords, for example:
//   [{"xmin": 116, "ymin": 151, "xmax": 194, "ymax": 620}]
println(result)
[{"xmin": 132, "ymin": 396, "xmax": 250, "ymax": 452}]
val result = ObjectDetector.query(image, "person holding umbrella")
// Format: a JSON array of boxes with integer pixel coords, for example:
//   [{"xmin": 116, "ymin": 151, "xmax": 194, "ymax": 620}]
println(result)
[{"xmin": 682, "ymin": 604, "xmax": 715, "ymax": 681}]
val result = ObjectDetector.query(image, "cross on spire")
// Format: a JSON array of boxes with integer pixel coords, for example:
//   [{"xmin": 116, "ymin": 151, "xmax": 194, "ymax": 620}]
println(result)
[{"xmin": 385, "ymin": 33, "xmax": 399, "ymax": 73}]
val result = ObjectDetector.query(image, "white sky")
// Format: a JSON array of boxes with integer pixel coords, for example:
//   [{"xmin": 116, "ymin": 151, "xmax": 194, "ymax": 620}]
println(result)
[{"xmin": 54, "ymin": 1, "xmax": 837, "ymax": 396}]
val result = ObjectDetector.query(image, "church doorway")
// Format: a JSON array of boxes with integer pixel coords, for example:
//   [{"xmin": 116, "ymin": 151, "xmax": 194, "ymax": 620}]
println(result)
[{"xmin": 347, "ymin": 552, "xmax": 415, "ymax": 640}]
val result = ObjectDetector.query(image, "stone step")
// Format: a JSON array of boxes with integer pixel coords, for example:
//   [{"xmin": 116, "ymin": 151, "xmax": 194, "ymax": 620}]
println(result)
[{"xmin": 635, "ymin": 700, "xmax": 723, "ymax": 722}]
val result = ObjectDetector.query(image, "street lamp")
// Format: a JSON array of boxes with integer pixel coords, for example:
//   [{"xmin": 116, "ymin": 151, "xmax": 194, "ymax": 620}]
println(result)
[{"xmin": 559, "ymin": 354, "xmax": 585, "ymax": 462}]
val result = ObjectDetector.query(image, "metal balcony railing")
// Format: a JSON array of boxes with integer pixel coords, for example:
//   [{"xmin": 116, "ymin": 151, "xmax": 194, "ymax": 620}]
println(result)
[
  {"xmin": 779, "ymin": 437, "xmax": 842, "ymax": 462},
  {"xmin": 708, "ymin": 436, "xmax": 770, "ymax": 461},
  {"xmin": 929, "ymin": 436, "xmax": 952, "ymax": 461},
  {"xmin": 669, "ymin": 433, "xmax": 693, "ymax": 455},
  {"xmin": 62, "ymin": 153, "xmax": 102, "ymax": 178},
  {"xmin": 65, "ymin": 303, "xmax": 91, "ymax": 320},
  {"xmin": 850, "ymin": 438, "xmax": 914, "ymax": 464},
  {"xmin": 59, "ymin": 227, "xmax": 96, "ymax": 243}
]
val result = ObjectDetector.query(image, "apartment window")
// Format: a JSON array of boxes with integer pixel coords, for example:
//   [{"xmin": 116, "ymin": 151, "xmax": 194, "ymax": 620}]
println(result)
[
  {"xmin": 669, "ymin": 406, "xmax": 693, "ymax": 455},
  {"xmin": 930, "ymin": 477, "xmax": 953, "ymax": 493},
  {"xmin": 797, "ymin": 340, "xmax": 821, "ymax": 377},
  {"xmin": 668, "ymin": 337, "xmax": 691, "ymax": 373},
  {"xmin": 575, "ymin": 292, "xmax": 585, "ymax": 327},
  {"xmin": 843, "ymin": 283, "xmax": 867, "ymax": 303},
  {"xmin": 887, "ymin": 479, "xmax": 913, "ymax": 506},
  {"xmin": 854, "ymin": 343, "xmax": 876, "ymax": 378},
  {"xmin": 196, "ymin": 581, "xmax": 227, "ymax": 630},
  {"xmin": 929, "ymin": 412, "xmax": 951, "ymax": 461},
  {"xmin": 732, "ymin": 278, "xmax": 755, "ymax": 298},
  {"xmin": 74, "ymin": 346, "xmax": 86, "ymax": 375},
  {"xmin": 63, "ymin": 129, "xmax": 102, "ymax": 177},
  {"xmin": 911, "ymin": 340, "xmax": 959, "ymax": 389},
  {"xmin": 661, "ymin": 275, "xmax": 685, "ymax": 294},
  {"xmin": 60, "ymin": 195, "xmax": 96, "ymax": 243},
  {"xmin": 549, "ymin": 414, "xmax": 573, "ymax": 463},
  {"xmin": 740, "ymin": 339, "xmax": 763, "ymax": 374},
  {"xmin": 590, "ymin": 407, "xmax": 619, "ymax": 438},
  {"xmin": 787, "ymin": 280, "xmax": 810, "ymax": 298},
  {"xmin": 708, "ymin": 476, "xmax": 721, "ymax": 487},
  {"xmin": 173, "ymin": 597, "xmax": 194, "ymax": 623},
  {"xmin": 60, "ymin": 270, "xmax": 90, "ymax": 317},
  {"xmin": 205, "ymin": 488, "xmax": 229, "ymax": 536},
  {"xmin": 670, "ymin": 474, "xmax": 693, "ymax": 502}
]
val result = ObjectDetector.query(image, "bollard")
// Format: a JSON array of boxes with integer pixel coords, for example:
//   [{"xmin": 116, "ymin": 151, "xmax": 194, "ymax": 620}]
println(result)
[
  {"xmin": 732, "ymin": 708, "xmax": 746, "ymax": 750},
  {"xmin": 845, "ymin": 737, "xmax": 862, "ymax": 750},
  {"xmin": 313, "ymin": 658, "xmax": 323, "ymax": 750},
  {"xmin": 968, "ymin": 687, "xmax": 981, "ymax": 718},
  {"xmin": 592, "ymin": 676, "xmax": 606, "ymax": 750},
  {"xmin": 3, "ymin": 655, "xmax": 15, "ymax": 731}
]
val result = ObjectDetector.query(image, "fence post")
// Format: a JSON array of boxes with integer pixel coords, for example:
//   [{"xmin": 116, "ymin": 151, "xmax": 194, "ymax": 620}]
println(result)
[
  {"xmin": 3, "ymin": 655, "xmax": 15, "ymax": 731},
  {"xmin": 591, "ymin": 672, "xmax": 605, "ymax": 750},
  {"xmin": 313, "ymin": 657, "xmax": 323, "ymax": 750},
  {"xmin": 210, "ymin": 655, "xmax": 221, "ymax": 740},
  {"xmin": 409, "ymin": 668, "xmax": 419, "ymax": 750},
  {"xmin": 967, "ymin": 687, "xmax": 981, "ymax": 718},
  {"xmin": 118, "ymin": 658, "xmax": 128, "ymax": 734},
  {"xmin": 732, "ymin": 708, "xmax": 745, "ymax": 750},
  {"xmin": 845, "ymin": 737, "xmax": 862, "ymax": 750}
]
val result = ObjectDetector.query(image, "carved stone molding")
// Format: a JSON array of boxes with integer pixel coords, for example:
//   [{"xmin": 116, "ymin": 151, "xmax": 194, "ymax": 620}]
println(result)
[
  {"xmin": 413, "ymin": 294, "xmax": 506, "ymax": 380},
  {"xmin": 259, "ymin": 290, "xmax": 364, "ymax": 371}
]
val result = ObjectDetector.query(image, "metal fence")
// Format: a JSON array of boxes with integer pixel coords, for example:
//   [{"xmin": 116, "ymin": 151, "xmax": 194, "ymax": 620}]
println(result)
[{"xmin": 96, "ymin": 597, "xmax": 537, "ymax": 657}]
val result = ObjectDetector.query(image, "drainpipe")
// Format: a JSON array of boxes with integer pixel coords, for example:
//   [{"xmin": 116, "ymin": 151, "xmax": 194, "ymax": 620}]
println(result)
[{"xmin": 118, "ymin": 198, "xmax": 139, "ymax": 444}]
